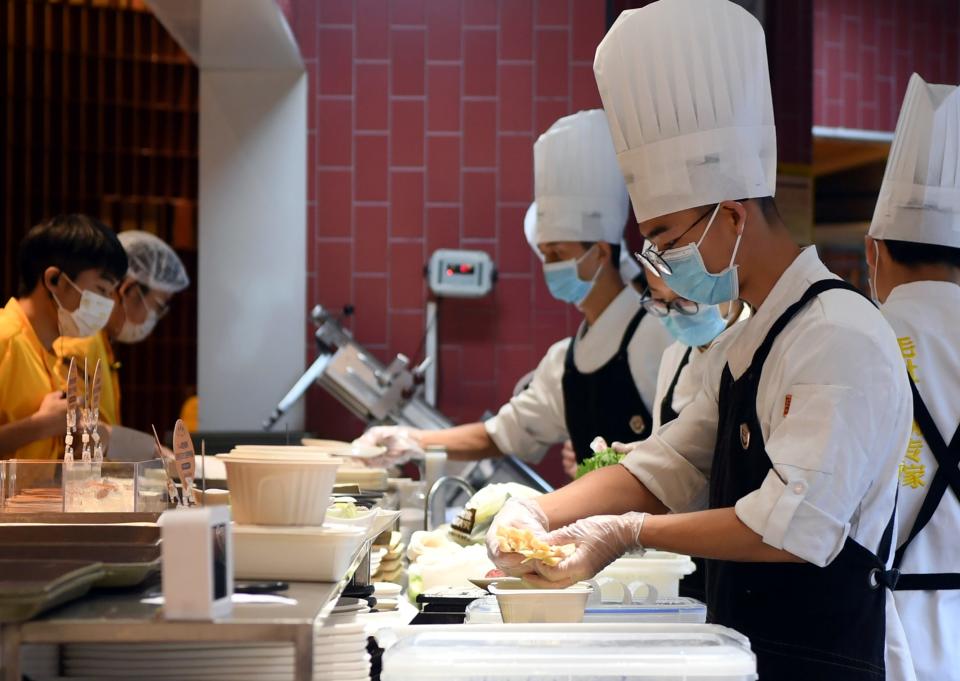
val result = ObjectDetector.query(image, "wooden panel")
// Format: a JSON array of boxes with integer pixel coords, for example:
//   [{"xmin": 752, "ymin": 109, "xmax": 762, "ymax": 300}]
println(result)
[{"xmin": 2, "ymin": 0, "xmax": 198, "ymax": 433}]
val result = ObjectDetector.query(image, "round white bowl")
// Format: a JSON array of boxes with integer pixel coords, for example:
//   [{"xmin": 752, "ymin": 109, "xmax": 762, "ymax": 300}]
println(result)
[{"xmin": 220, "ymin": 455, "xmax": 342, "ymax": 526}]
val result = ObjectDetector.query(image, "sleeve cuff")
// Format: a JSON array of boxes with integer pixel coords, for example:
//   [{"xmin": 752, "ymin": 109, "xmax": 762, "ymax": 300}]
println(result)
[
  {"xmin": 483, "ymin": 415, "xmax": 549, "ymax": 464},
  {"xmin": 734, "ymin": 471, "xmax": 850, "ymax": 567},
  {"xmin": 620, "ymin": 438, "xmax": 709, "ymax": 513}
]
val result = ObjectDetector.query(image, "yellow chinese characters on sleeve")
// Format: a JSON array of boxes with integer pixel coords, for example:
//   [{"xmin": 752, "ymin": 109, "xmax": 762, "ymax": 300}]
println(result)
[
  {"xmin": 899, "ymin": 421, "xmax": 926, "ymax": 489},
  {"xmin": 898, "ymin": 336, "xmax": 920, "ymax": 383}
]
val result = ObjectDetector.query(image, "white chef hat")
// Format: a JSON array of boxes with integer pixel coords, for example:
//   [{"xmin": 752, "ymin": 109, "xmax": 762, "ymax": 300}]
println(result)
[
  {"xmin": 869, "ymin": 73, "xmax": 960, "ymax": 247},
  {"xmin": 526, "ymin": 200, "xmax": 642, "ymax": 284},
  {"xmin": 118, "ymin": 231, "xmax": 190, "ymax": 294},
  {"xmin": 594, "ymin": 0, "xmax": 776, "ymax": 225},
  {"xmin": 533, "ymin": 109, "xmax": 630, "ymax": 245}
]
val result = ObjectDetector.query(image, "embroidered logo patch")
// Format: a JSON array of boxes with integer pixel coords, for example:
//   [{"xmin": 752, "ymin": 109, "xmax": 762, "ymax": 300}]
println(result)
[
  {"xmin": 783, "ymin": 394, "xmax": 793, "ymax": 417},
  {"xmin": 629, "ymin": 415, "xmax": 647, "ymax": 434},
  {"xmin": 739, "ymin": 423, "xmax": 751, "ymax": 450}
]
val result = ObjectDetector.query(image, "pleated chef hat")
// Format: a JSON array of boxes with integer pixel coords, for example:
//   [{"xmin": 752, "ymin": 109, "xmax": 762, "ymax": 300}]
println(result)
[
  {"xmin": 869, "ymin": 74, "xmax": 960, "ymax": 247},
  {"xmin": 533, "ymin": 109, "xmax": 630, "ymax": 244},
  {"xmin": 525, "ymin": 200, "xmax": 642, "ymax": 283},
  {"xmin": 594, "ymin": 0, "xmax": 776, "ymax": 224}
]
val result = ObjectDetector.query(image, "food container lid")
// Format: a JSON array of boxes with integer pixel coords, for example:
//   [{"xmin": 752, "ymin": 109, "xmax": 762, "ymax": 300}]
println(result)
[
  {"xmin": 381, "ymin": 624, "xmax": 757, "ymax": 679},
  {"xmin": 232, "ymin": 523, "xmax": 366, "ymax": 538}
]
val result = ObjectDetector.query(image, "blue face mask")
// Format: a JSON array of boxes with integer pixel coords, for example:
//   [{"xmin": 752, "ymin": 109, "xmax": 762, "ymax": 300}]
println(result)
[
  {"xmin": 661, "ymin": 306, "xmax": 728, "ymax": 347},
  {"xmin": 542, "ymin": 246, "xmax": 598, "ymax": 305},
  {"xmin": 660, "ymin": 204, "xmax": 745, "ymax": 305}
]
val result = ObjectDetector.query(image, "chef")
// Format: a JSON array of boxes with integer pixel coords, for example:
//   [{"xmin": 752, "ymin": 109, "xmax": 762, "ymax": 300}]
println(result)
[
  {"xmin": 487, "ymin": 2, "xmax": 914, "ymax": 679},
  {"xmin": 0, "ymin": 214, "xmax": 127, "ymax": 460},
  {"xmin": 59, "ymin": 231, "xmax": 190, "ymax": 426},
  {"xmin": 357, "ymin": 109, "xmax": 672, "ymax": 468},
  {"xmin": 866, "ymin": 73, "xmax": 960, "ymax": 681}
]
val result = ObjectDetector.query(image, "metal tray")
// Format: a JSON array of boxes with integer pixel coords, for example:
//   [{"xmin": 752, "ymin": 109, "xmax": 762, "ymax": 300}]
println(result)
[
  {"xmin": 0, "ymin": 560, "xmax": 105, "ymax": 622},
  {"xmin": 0, "ymin": 523, "xmax": 159, "ymax": 544},
  {"xmin": 0, "ymin": 512, "xmax": 162, "ymax": 524},
  {"xmin": 0, "ymin": 544, "xmax": 161, "ymax": 588}
]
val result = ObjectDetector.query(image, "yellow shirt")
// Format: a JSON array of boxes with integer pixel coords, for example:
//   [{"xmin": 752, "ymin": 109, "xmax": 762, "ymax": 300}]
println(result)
[
  {"xmin": 0, "ymin": 298, "xmax": 66, "ymax": 460},
  {"xmin": 57, "ymin": 330, "xmax": 121, "ymax": 426}
]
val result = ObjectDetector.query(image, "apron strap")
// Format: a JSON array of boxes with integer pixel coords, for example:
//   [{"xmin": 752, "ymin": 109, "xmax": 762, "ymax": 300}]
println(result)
[
  {"xmin": 616, "ymin": 306, "xmax": 648, "ymax": 356},
  {"xmin": 746, "ymin": 280, "xmax": 865, "ymax": 378},
  {"xmin": 659, "ymin": 346, "xmax": 693, "ymax": 425},
  {"xmin": 892, "ymin": 376, "xmax": 960, "ymax": 590}
]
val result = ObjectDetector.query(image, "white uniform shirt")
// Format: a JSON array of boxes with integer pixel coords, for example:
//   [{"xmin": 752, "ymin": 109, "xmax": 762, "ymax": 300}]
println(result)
[
  {"xmin": 650, "ymin": 340, "xmax": 709, "ymax": 432},
  {"xmin": 881, "ymin": 281, "xmax": 960, "ymax": 681},
  {"xmin": 621, "ymin": 247, "xmax": 914, "ymax": 680},
  {"xmin": 485, "ymin": 286, "xmax": 672, "ymax": 463}
]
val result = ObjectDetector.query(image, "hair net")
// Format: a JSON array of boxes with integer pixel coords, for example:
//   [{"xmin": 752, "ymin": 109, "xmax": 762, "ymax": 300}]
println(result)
[{"xmin": 117, "ymin": 231, "xmax": 190, "ymax": 294}]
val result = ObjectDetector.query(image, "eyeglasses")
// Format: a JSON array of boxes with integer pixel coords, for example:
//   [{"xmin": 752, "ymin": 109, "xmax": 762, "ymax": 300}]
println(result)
[
  {"xmin": 639, "ymin": 290, "xmax": 700, "ymax": 317},
  {"xmin": 636, "ymin": 204, "xmax": 719, "ymax": 277}
]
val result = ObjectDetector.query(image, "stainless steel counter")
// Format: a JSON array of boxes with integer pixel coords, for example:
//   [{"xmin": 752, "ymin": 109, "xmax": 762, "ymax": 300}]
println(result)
[{"xmin": 1, "ymin": 546, "xmax": 365, "ymax": 681}]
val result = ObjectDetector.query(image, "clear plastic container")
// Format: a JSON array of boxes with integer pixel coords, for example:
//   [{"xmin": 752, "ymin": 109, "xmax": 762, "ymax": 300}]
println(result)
[
  {"xmin": 597, "ymin": 550, "xmax": 697, "ymax": 599},
  {"xmin": 380, "ymin": 624, "xmax": 757, "ymax": 680},
  {"xmin": 1, "ymin": 460, "xmax": 168, "ymax": 514}
]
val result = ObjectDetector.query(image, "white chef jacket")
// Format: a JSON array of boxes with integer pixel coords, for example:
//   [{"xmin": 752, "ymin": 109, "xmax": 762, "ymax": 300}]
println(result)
[
  {"xmin": 881, "ymin": 281, "xmax": 960, "ymax": 681},
  {"xmin": 485, "ymin": 286, "xmax": 672, "ymax": 463},
  {"xmin": 621, "ymin": 247, "xmax": 915, "ymax": 680},
  {"xmin": 650, "ymin": 340, "xmax": 709, "ymax": 432}
]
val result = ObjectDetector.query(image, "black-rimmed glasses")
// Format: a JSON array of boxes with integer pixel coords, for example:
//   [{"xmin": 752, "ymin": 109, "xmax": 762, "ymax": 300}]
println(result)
[{"xmin": 636, "ymin": 204, "xmax": 718, "ymax": 276}]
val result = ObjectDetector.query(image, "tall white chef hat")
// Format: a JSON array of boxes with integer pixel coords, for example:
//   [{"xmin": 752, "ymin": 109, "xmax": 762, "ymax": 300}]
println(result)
[
  {"xmin": 533, "ymin": 109, "xmax": 630, "ymax": 245},
  {"xmin": 869, "ymin": 74, "xmax": 960, "ymax": 247},
  {"xmin": 525, "ymin": 201, "xmax": 642, "ymax": 283},
  {"xmin": 594, "ymin": 0, "xmax": 776, "ymax": 224}
]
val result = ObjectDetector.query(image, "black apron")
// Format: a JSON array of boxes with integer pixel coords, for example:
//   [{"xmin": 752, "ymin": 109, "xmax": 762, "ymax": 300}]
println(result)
[
  {"xmin": 656, "ymin": 345, "xmax": 708, "ymax": 601},
  {"xmin": 892, "ymin": 377, "xmax": 960, "ymax": 591},
  {"xmin": 706, "ymin": 280, "xmax": 899, "ymax": 681},
  {"xmin": 659, "ymin": 346, "xmax": 693, "ymax": 426},
  {"xmin": 562, "ymin": 307, "xmax": 653, "ymax": 463}
]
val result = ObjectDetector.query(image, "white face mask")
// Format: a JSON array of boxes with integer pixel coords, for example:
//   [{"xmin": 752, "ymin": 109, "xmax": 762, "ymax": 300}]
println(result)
[
  {"xmin": 51, "ymin": 274, "xmax": 115, "ymax": 338},
  {"xmin": 869, "ymin": 242, "xmax": 881, "ymax": 305},
  {"xmin": 116, "ymin": 292, "xmax": 159, "ymax": 343}
]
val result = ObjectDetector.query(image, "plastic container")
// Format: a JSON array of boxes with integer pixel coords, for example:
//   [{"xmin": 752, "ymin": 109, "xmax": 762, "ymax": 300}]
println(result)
[
  {"xmin": 1, "ymin": 459, "xmax": 168, "ymax": 514},
  {"xmin": 218, "ymin": 453, "xmax": 341, "ymax": 526},
  {"xmin": 488, "ymin": 581, "xmax": 593, "ymax": 624},
  {"xmin": 465, "ymin": 594, "xmax": 706, "ymax": 625},
  {"xmin": 597, "ymin": 551, "xmax": 696, "ymax": 599},
  {"xmin": 336, "ymin": 466, "xmax": 389, "ymax": 492},
  {"xmin": 380, "ymin": 624, "xmax": 757, "ymax": 680},
  {"xmin": 232, "ymin": 523, "xmax": 366, "ymax": 581}
]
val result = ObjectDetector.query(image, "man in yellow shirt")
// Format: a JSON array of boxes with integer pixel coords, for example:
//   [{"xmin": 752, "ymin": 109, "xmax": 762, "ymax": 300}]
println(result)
[
  {"xmin": 0, "ymin": 214, "xmax": 127, "ymax": 460},
  {"xmin": 60, "ymin": 231, "xmax": 190, "ymax": 426}
]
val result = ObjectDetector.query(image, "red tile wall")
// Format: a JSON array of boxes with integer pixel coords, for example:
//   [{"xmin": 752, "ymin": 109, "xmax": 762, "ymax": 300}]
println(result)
[
  {"xmin": 814, "ymin": 0, "xmax": 960, "ymax": 132},
  {"xmin": 292, "ymin": 0, "xmax": 607, "ymax": 484}
]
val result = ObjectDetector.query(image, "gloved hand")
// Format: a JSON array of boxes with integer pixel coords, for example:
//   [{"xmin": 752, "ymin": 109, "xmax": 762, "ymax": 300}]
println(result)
[
  {"xmin": 611, "ymin": 440, "xmax": 641, "ymax": 456},
  {"xmin": 485, "ymin": 496, "xmax": 550, "ymax": 577},
  {"xmin": 523, "ymin": 512, "xmax": 647, "ymax": 589},
  {"xmin": 354, "ymin": 426, "xmax": 425, "ymax": 467}
]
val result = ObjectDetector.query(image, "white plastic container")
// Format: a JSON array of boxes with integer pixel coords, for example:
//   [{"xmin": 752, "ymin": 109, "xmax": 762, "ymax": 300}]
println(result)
[
  {"xmin": 380, "ymin": 624, "xmax": 757, "ymax": 680},
  {"xmin": 465, "ymin": 594, "xmax": 706, "ymax": 625},
  {"xmin": 219, "ymin": 454, "xmax": 341, "ymax": 526},
  {"xmin": 488, "ymin": 581, "xmax": 593, "ymax": 624},
  {"xmin": 597, "ymin": 551, "xmax": 696, "ymax": 599},
  {"xmin": 232, "ymin": 523, "xmax": 366, "ymax": 581}
]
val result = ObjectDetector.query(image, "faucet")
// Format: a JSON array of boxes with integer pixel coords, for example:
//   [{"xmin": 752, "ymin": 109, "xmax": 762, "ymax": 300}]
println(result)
[{"xmin": 424, "ymin": 476, "xmax": 476, "ymax": 531}]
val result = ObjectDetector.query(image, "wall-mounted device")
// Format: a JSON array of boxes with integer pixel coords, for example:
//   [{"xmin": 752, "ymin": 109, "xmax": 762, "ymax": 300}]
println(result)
[{"xmin": 426, "ymin": 249, "xmax": 496, "ymax": 298}]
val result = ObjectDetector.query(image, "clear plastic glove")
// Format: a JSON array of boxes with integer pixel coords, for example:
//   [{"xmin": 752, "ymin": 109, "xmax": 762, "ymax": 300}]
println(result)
[
  {"xmin": 354, "ymin": 425, "xmax": 425, "ymax": 467},
  {"xmin": 611, "ymin": 440, "xmax": 641, "ymax": 456},
  {"xmin": 523, "ymin": 512, "xmax": 647, "ymax": 589},
  {"xmin": 560, "ymin": 440, "xmax": 578, "ymax": 480},
  {"xmin": 485, "ymin": 496, "xmax": 549, "ymax": 577}
]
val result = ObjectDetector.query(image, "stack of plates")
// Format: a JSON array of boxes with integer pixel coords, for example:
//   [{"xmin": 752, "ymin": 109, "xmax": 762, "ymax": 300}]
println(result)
[
  {"xmin": 372, "ymin": 582, "xmax": 402, "ymax": 612},
  {"xmin": 371, "ymin": 532, "xmax": 404, "ymax": 583},
  {"xmin": 59, "ymin": 612, "xmax": 371, "ymax": 681}
]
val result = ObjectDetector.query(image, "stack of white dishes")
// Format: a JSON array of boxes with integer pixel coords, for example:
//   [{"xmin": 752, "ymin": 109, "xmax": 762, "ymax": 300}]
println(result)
[{"xmin": 56, "ymin": 612, "xmax": 371, "ymax": 681}]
